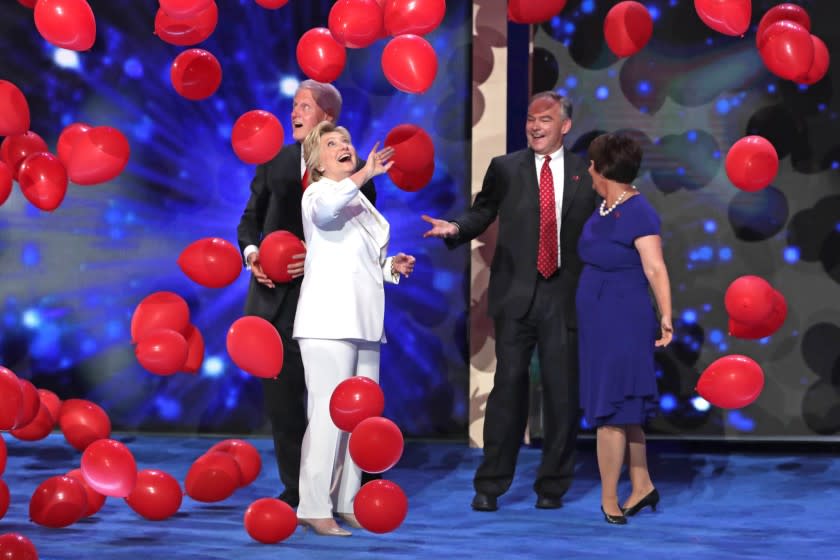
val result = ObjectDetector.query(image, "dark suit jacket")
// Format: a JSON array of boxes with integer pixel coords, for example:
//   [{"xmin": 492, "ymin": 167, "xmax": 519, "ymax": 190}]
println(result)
[
  {"xmin": 448, "ymin": 148, "xmax": 596, "ymax": 326},
  {"xmin": 237, "ymin": 142, "xmax": 377, "ymax": 324}
]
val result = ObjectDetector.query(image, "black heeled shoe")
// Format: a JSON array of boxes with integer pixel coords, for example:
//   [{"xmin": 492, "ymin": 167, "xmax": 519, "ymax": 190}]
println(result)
[
  {"xmin": 622, "ymin": 488, "xmax": 660, "ymax": 517},
  {"xmin": 601, "ymin": 506, "xmax": 627, "ymax": 525}
]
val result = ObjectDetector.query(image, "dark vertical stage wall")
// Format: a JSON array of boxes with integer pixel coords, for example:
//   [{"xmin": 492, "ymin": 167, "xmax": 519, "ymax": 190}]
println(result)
[
  {"xmin": 0, "ymin": 2, "xmax": 471, "ymax": 437},
  {"xmin": 531, "ymin": 0, "xmax": 840, "ymax": 439}
]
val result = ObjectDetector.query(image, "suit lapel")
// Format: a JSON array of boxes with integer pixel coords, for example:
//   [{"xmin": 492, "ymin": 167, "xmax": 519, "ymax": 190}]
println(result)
[
  {"xmin": 560, "ymin": 152, "xmax": 582, "ymax": 220},
  {"xmin": 355, "ymin": 193, "xmax": 390, "ymax": 255}
]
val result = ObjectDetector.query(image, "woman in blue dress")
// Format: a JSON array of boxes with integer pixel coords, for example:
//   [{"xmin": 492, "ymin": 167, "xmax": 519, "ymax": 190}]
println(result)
[{"xmin": 576, "ymin": 134, "xmax": 673, "ymax": 525}]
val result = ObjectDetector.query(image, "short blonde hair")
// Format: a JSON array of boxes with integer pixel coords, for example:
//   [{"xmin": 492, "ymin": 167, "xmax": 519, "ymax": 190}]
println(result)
[{"xmin": 303, "ymin": 121, "xmax": 352, "ymax": 184}]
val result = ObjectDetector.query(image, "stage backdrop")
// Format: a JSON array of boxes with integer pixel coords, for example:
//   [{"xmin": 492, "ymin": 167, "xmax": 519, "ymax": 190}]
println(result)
[
  {"xmin": 522, "ymin": 0, "xmax": 839, "ymax": 439},
  {"xmin": 0, "ymin": 1, "xmax": 471, "ymax": 437}
]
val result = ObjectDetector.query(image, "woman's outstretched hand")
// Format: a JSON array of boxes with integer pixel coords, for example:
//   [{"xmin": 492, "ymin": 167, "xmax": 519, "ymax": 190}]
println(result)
[{"xmin": 364, "ymin": 142, "xmax": 395, "ymax": 180}]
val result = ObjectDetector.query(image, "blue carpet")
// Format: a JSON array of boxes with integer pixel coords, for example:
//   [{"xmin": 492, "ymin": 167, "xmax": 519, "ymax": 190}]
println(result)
[{"xmin": 1, "ymin": 434, "xmax": 837, "ymax": 559}]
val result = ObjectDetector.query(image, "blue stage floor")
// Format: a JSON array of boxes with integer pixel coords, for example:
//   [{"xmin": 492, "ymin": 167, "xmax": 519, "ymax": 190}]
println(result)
[{"xmin": 1, "ymin": 433, "xmax": 837, "ymax": 559}]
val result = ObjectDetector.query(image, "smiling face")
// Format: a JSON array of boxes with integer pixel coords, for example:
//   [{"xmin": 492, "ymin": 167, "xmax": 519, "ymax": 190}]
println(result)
[
  {"xmin": 526, "ymin": 97, "xmax": 572, "ymax": 156},
  {"xmin": 317, "ymin": 131, "xmax": 357, "ymax": 181},
  {"xmin": 291, "ymin": 87, "xmax": 331, "ymax": 142}
]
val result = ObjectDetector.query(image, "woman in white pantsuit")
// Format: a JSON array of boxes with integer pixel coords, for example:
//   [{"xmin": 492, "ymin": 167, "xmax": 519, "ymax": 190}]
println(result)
[{"xmin": 294, "ymin": 121, "xmax": 415, "ymax": 536}]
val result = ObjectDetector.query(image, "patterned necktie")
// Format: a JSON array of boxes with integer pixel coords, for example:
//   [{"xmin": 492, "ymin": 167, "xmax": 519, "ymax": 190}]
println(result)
[
  {"xmin": 301, "ymin": 168, "xmax": 310, "ymax": 190},
  {"xmin": 537, "ymin": 155, "xmax": 558, "ymax": 278}
]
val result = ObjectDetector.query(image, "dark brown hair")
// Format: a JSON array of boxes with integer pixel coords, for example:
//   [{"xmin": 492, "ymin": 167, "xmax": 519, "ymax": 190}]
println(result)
[{"xmin": 587, "ymin": 133, "xmax": 642, "ymax": 183}]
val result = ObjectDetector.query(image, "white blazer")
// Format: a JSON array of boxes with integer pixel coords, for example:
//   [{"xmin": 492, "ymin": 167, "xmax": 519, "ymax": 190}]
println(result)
[{"xmin": 293, "ymin": 176, "xmax": 398, "ymax": 342}]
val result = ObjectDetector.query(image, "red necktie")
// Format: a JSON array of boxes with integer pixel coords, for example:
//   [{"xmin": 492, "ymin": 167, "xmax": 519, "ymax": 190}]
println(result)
[
  {"xmin": 537, "ymin": 155, "xmax": 558, "ymax": 278},
  {"xmin": 301, "ymin": 168, "xmax": 310, "ymax": 190}
]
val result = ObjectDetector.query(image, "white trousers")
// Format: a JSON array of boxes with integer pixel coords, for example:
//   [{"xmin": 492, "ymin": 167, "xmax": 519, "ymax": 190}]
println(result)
[{"xmin": 297, "ymin": 338, "xmax": 381, "ymax": 518}]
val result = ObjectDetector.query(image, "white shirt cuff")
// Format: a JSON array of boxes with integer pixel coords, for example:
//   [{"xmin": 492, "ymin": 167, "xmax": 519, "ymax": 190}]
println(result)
[{"xmin": 243, "ymin": 245, "xmax": 258, "ymax": 269}]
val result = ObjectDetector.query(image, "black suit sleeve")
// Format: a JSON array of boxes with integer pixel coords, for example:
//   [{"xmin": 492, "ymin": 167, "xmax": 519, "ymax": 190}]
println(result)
[
  {"xmin": 236, "ymin": 163, "xmax": 269, "ymax": 264},
  {"xmin": 357, "ymin": 158, "xmax": 377, "ymax": 207},
  {"xmin": 446, "ymin": 158, "xmax": 504, "ymax": 248}
]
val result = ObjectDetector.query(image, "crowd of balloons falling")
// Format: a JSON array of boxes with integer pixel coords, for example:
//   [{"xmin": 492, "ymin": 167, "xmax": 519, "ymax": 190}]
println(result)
[{"xmin": 0, "ymin": 0, "xmax": 834, "ymax": 557}]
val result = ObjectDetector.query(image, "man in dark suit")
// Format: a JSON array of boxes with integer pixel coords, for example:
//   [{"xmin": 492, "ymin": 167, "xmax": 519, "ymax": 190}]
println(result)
[
  {"xmin": 423, "ymin": 92, "xmax": 596, "ymax": 511},
  {"xmin": 237, "ymin": 80, "xmax": 376, "ymax": 507}
]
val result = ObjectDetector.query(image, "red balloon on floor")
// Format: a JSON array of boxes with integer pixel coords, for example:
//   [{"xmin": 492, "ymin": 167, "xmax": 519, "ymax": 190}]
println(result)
[
  {"xmin": 353, "ymin": 480, "xmax": 408, "ymax": 533},
  {"xmin": 154, "ymin": 1, "xmax": 218, "ymax": 46},
  {"xmin": 258, "ymin": 230, "xmax": 305, "ymax": 283},
  {"xmin": 178, "ymin": 237, "xmax": 242, "ymax": 288},
  {"xmin": 58, "ymin": 398, "xmax": 112, "ymax": 452},
  {"xmin": 0, "ymin": 434, "xmax": 7, "ymax": 475},
  {"xmin": 0, "ymin": 367, "xmax": 23, "ymax": 431},
  {"xmin": 208, "ymin": 439, "xmax": 262, "ymax": 486},
  {"xmin": 65, "ymin": 126, "xmax": 130, "ymax": 186},
  {"xmin": 381, "ymin": 34, "xmax": 438, "ymax": 94},
  {"xmin": 13, "ymin": 378, "xmax": 41, "ymax": 431},
  {"xmin": 349, "ymin": 417, "xmax": 404, "ymax": 473},
  {"xmin": 694, "ymin": 0, "xmax": 750, "ymax": 36},
  {"xmin": 603, "ymin": 1, "xmax": 653, "ymax": 58},
  {"xmin": 125, "ymin": 469, "xmax": 183, "ymax": 520},
  {"xmin": 56, "ymin": 122, "xmax": 91, "ymax": 168},
  {"xmin": 37, "ymin": 389, "xmax": 62, "ymax": 425},
  {"xmin": 29, "ymin": 475, "xmax": 88, "ymax": 528},
  {"xmin": 724, "ymin": 135, "xmax": 778, "ymax": 192},
  {"xmin": 18, "ymin": 152, "xmax": 68, "ymax": 211},
  {"xmin": 0, "ymin": 161, "xmax": 11, "ymax": 206},
  {"xmin": 244, "ymin": 498, "xmax": 297, "ymax": 543},
  {"xmin": 296, "ymin": 27, "xmax": 347, "ymax": 83},
  {"xmin": 135, "ymin": 328, "xmax": 189, "ymax": 376},
  {"xmin": 226, "ymin": 316, "xmax": 284, "ymax": 379},
  {"xmin": 508, "ymin": 0, "xmax": 567, "ymax": 24},
  {"xmin": 10, "ymin": 400, "xmax": 53, "ymax": 441},
  {"xmin": 231, "ymin": 110, "xmax": 284, "ymax": 165},
  {"xmin": 0, "ymin": 533, "xmax": 38, "ymax": 560},
  {"xmin": 65, "ymin": 468, "xmax": 107, "ymax": 517},
  {"xmin": 185, "ymin": 451, "xmax": 241, "ymax": 502},
  {"xmin": 0, "ymin": 480, "xmax": 9, "ymax": 520},
  {"xmin": 696, "ymin": 355, "xmax": 764, "ymax": 409},
  {"xmin": 1, "ymin": 131, "xmax": 48, "ymax": 179},
  {"xmin": 81, "ymin": 439, "xmax": 138, "ymax": 498},
  {"xmin": 330, "ymin": 377, "xmax": 385, "ymax": 432},
  {"xmin": 383, "ymin": 0, "xmax": 445, "ymax": 36},
  {"xmin": 0, "ymin": 80, "xmax": 30, "ymax": 137},
  {"xmin": 170, "ymin": 49, "xmax": 222, "ymax": 101},
  {"xmin": 34, "ymin": 0, "xmax": 96, "ymax": 51},
  {"xmin": 182, "ymin": 324, "xmax": 205, "ymax": 373},
  {"xmin": 130, "ymin": 291, "xmax": 191, "ymax": 343}
]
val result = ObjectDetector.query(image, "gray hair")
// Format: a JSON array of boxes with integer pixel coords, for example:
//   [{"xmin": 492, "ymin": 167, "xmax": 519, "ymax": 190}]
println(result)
[
  {"xmin": 529, "ymin": 91, "xmax": 573, "ymax": 120},
  {"xmin": 298, "ymin": 79, "xmax": 343, "ymax": 120},
  {"xmin": 303, "ymin": 121, "xmax": 352, "ymax": 184}
]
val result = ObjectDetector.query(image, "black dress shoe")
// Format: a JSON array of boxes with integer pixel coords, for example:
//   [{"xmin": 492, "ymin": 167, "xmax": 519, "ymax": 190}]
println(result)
[
  {"xmin": 277, "ymin": 491, "xmax": 299, "ymax": 508},
  {"xmin": 601, "ymin": 506, "xmax": 628, "ymax": 525},
  {"xmin": 535, "ymin": 495, "xmax": 562, "ymax": 509},
  {"xmin": 471, "ymin": 493, "xmax": 498, "ymax": 512},
  {"xmin": 621, "ymin": 488, "xmax": 659, "ymax": 517}
]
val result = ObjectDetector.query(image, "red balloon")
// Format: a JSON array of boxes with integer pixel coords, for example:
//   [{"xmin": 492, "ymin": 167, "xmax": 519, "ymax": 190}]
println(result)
[
  {"xmin": 135, "ymin": 328, "xmax": 189, "ymax": 376},
  {"xmin": 178, "ymin": 237, "xmax": 242, "ymax": 288},
  {"xmin": 756, "ymin": 3, "xmax": 810, "ymax": 49},
  {"xmin": 185, "ymin": 451, "xmax": 241, "ymax": 502},
  {"xmin": 130, "ymin": 291, "xmax": 191, "ymax": 343},
  {"xmin": 330, "ymin": 377, "xmax": 385, "ymax": 432},
  {"xmin": 0, "ymin": 434, "xmax": 6, "ymax": 475},
  {"xmin": 508, "ymin": 0, "xmax": 567, "ymax": 24},
  {"xmin": 353, "ymin": 480, "xmax": 408, "ymax": 533},
  {"xmin": 125, "ymin": 469, "xmax": 183, "ymax": 520},
  {"xmin": 244, "ymin": 498, "xmax": 297, "ymax": 543},
  {"xmin": 231, "ymin": 110, "xmax": 284, "ymax": 165},
  {"xmin": 724, "ymin": 275, "xmax": 775, "ymax": 325},
  {"xmin": 154, "ymin": 1, "xmax": 218, "ymax": 46},
  {"xmin": 329, "ymin": 0, "xmax": 384, "ymax": 48},
  {"xmin": 388, "ymin": 160, "xmax": 434, "ymax": 192},
  {"xmin": 254, "ymin": 0, "xmax": 289, "ymax": 8},
  {"xmin": 37, "ymin": 389, "xmax": 62, "ymax": 425},
  {"xmin": 159, "ymin": 0, "xmax": 212, "ymax": 18},
  {"xmin": 208, "ymin": 439, "xmax": 262, "ymax": 487},
  {"xmin": 13, "ymin": 378, "xmax": 41, "ymax": 431},
  {"xmin": 56, "ymin": 122, "xmax": 91, "ymax": 168},
  {"xmin": 0, "ymin": 367, "xmax": 23, "ymax": 431},
  {"xmin": 384, "ymin": 124, "xmax": 435, "ymax": 174},
  {"xmin": 18, "ymin": 152, "xmax": 68, "ymax": 212},
  {"xmin": 182, "ymin": 324, "xmax": 205, "ymax": 373},
  {"xmin": 0, "ymin": 161, "xmax": 11, "ymax": 206},
  {"xmin": 729, "ymin": 289, "xmax": 787, "ymax": 339},
  {"xmin": 296, "ymin": 28, "xmax": 347, "ymax": 83},
  {"xmin": 0, "ymin": 533, "xmax": 38, "ymax": 560},
  {"xmin": 383, "ymin": 0, "xmax": 445, "ymax": 36},
  {"xmin": 604, "ymin": 1, "xmax": 653, "ymax": 58},
  {"xmin": 724, "ymin": 135, "xmax": 778, "ymax": 192},
  {"xmin": 65, "ymin": 468, "xmax": 106, "ymax": 517},
  {"xmin": 226, "ymin": 316, "xmax": 284, "ymax": 379},
  {"xmin": 696, "ymin": 355, "xmax": 764, "ymax": 409},
  {"xmin": 759, "ymin": 20, "xmax": 814, "ymax": 81},
  {"xmin": 81, "ymin": 439, "xmax": 138, "ymax": 498},
  {"xmin": 29, "ymin": 475, "xmax": 88, "ymax": 528},
  {"xmin": 10, "ymin": 401, "xmax": 52, "ymax": 442},
  {"xmin": 349, "ymin": 417, "xmax": 404, "ymax": 473},
  {"xmin": 797, "ymin": 35, "xmax": 830, "ymax": 85},
  {"xmin": 0, "ymin": 80, "xmax": 30, "ymax": 137},
  {"xmin": 170, "ymin": 48, "xmax": 222, "ymax": 101},
  {"xmin": 381, "ymin": 34, "xmax": 438, "ymax": 94},
  {"xmin": 66, "ymin": 126, "xmax": 130, "ymax": 185},
  {"xmin": 1, "ymin": 131, "xmax": 48, "ymax": 179},
  {"xmin": 258, "ymin": 230, "xmax": 305, "ymax": 283},
  {"xmin": 34, "ymin": 0, "xmax": 96, "ymax": 51},
  {"xmin": 0, "ymin": 480, "xmax": 8, "ymax": 520},
  {"xmin": 58, "ymin": 398, "xmax": 111, "ymax": 452},
  {"xmin": 694, "ymin": 0, "xmax": 750, "ymax": 36}
]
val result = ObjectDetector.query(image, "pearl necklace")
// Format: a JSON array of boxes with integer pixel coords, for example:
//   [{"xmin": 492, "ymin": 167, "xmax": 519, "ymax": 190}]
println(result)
[{"xmin": 599, "ymin": 190, "xmax": 629, "ymax": 216}]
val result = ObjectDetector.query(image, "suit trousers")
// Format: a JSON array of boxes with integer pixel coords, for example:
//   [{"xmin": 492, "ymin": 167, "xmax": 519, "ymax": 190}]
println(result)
[
  {"xmin": 297, "ymin": 338, "xmax": 381, "ymax": 518},
  {"xmin": 474, "ymin": 271, "xmax": 580, "ymax": 499}
]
